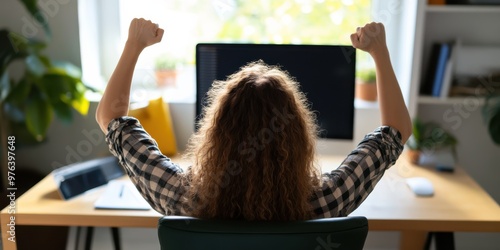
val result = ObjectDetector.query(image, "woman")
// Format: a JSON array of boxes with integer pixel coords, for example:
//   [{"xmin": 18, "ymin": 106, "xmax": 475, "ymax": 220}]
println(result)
[{"xmin": 96, "ymin": 18, "xmax": 411, "ymax": 221}]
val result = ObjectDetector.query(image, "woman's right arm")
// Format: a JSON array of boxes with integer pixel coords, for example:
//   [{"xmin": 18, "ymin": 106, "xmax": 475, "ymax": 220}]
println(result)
[
  {"xmin": 350, "ymin": 22, "xmax": 412, "ymax": 143},
  {"xmin": 310, "ymin": 23, "xmax": 410, "ymax": 218}
]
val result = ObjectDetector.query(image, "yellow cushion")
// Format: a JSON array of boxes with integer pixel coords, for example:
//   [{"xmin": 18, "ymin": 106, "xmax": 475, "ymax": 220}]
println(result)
[{"xmin": 128, "ymin": 97, "xmax": 177, "ymax": 156}]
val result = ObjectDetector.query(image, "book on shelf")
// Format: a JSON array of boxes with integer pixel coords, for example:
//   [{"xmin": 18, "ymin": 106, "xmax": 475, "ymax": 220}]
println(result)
[
  {"xmin": 420, "ymin": 43, "xmax": 441, "ymax": 95},
  {"xmin": 439, "ymin": 39, "xmax": 461, "ymax": 99},
  {"xmin": 420, "ymin": 40, "xmax": 460, "ymax": 99},
  {"xmin": 449, "ymin": 73, "xmax": 500, "ymax": 97},
  {"xmin": 439, "ymin": 57, "xmax": 454, "ymax": 98},
  {"xmin": 432, "ymin": 43, "xmax": 450, "ymax": 97}
]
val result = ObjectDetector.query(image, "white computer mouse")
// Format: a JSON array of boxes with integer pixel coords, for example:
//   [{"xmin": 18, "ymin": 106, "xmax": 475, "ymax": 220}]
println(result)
[{"xmin": 406, "ymin": 177, "xmax": 434, "ymax": 197}]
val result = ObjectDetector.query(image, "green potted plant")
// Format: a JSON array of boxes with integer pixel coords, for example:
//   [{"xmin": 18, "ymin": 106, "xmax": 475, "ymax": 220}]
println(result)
[
  {"xmin": 406, "ymin": 118, "xmax": 458, "ymax": 165},
  {"xmin": 154, "ymin": 55, "xmax": 180, "ymax": 88},
  {"xmin": 0, "ymin": 0, "xmax": 92, "ymax": 188},
  {"xmin": 355, "ymin": 68, "xmax": 377, "ymax": 102},
  {"xmin": 482, "ymin": 94, "xmax": 500, "ymax": 146}
]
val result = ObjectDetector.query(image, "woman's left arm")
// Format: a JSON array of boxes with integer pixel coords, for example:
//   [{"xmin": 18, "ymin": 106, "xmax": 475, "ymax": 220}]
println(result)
[{"xmin": 96, "ymin": 18, "xmax": 164, "ymax": 133}]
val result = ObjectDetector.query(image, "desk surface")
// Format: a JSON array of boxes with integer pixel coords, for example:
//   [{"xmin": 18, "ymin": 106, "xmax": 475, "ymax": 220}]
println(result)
[{"xmin": 2, "ymin": 152, "xmax": 500, "ymax": 249}]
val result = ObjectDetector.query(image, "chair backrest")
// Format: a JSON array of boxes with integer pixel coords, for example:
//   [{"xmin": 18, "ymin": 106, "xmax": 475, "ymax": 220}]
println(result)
[{"xmin": 158, "ymin": 216, "xmax": 368, "ymax": 250}]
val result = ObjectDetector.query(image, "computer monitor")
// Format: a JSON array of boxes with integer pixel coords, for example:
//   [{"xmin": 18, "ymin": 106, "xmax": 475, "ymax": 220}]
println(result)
[{"xmin": 196, "ymin": 43, "xmax": 355, "ymax": 139}]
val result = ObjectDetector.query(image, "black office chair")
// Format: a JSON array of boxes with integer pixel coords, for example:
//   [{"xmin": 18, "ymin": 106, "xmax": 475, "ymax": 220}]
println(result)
[{"xmin": 157, "ymin": 216, "xmax": 368, "ymax": 250}]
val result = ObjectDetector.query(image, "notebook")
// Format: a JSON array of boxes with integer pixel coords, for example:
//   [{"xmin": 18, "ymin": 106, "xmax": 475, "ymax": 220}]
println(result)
[{"xmin": 94, "ymin": 180, "xmax": 152, "ymax": 210}]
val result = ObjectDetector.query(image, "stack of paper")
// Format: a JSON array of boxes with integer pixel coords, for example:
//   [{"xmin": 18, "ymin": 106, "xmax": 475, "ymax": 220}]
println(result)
[{"xmin": 94, "ymin": 180, "xmax": 152, "ymax": 210}]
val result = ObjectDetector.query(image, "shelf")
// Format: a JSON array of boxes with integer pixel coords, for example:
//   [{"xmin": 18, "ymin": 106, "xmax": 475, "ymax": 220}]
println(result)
[
  {"xmin": 427, "ymin": 5, "xmax": 500, "ymax": 13},
  {"xmin": 418, "ymin": 96, "xmax": 486, "ymax": 105}
]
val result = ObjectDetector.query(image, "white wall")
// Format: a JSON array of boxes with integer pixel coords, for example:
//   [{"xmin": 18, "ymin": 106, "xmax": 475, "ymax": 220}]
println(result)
[{"xmin": 0, "ymin": 0, "xmax": 81, "ymax": 67}]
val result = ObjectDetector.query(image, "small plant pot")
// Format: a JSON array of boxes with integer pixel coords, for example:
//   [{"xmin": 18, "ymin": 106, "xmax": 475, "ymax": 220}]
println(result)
[
  {"xmin": 155, "ymin": 70, "xmax": 177, "ymax": 88},
  {"xmin": 407, "ymin": 149, "xmax": 421, "ymax": 165},
  {"xmin": 355, "ymin": 81, "xmax": 377, "ymax": 102}
]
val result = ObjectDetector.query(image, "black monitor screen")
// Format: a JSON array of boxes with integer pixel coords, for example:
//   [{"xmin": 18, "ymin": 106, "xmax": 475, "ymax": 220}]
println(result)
[{"xmin": 196, "ymin": 43, "xmax": 355, "ymax": 139}]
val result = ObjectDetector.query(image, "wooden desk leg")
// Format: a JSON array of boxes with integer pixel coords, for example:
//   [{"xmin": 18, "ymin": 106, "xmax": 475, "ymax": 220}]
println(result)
[
  {"xmin": 400, "ymin": 230, "xmax": 428, "ymax": 250},
  {"xmin": 1, "ymin": 213, "xmax": 17, "ymax": 250}
]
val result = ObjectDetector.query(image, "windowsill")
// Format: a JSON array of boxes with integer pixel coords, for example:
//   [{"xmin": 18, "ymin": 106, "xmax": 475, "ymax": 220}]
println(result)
[
  {"xmin": 85, "ymin": 91, "xmax": 196, "ymax": 104},
  {"xmin": 84, "ymin": 65, "xmax": 197, "ymax": 104},
  {"xmin": 88, "ymin": 92, "xmax": 377, "ymax": 108},
  {"xmin": 354, "ymin": 98, "xmax": 379, "ymax": 110},
  {"xmin": 86, "ymin": 63, "xmax": 378, "ymax": 107}
]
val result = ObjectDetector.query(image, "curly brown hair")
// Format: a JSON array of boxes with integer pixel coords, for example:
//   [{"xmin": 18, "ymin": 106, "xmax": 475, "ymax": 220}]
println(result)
[{"xmin": 185, "ymin": 61, "xmax": 320, "ymax": 221}]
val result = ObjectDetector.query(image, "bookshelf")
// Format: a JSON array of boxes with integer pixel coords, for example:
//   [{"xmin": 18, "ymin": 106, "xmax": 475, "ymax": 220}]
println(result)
[
  {"xmin": 426, "ymin": 5, "xmax": 500, "ymax": 13},
  {"xmin": 412, "ymin": 2, "xmax": 500, "ymax": 107},
  {"xmin": 405, "ymin": 4, "xmax": 500, "ymax": 248},
  {"xmin": 418, "ymin": 96, "xmax": 486, "ymax": 106},
  {"xmin": 407, "ymin": 1, "xmax": 500, "ymax": 190}
]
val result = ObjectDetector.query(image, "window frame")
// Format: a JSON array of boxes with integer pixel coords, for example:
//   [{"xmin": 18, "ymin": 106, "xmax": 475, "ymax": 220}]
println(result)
[{"xmin": 79, "ymin": 0, "xmax": 416, "ymax": 112}]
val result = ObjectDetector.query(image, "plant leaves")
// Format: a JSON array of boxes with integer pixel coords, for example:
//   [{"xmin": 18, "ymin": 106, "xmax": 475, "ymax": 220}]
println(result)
[
  {"xmin": 38, "ymin": 73, "xmax": 74, "ymax": 122},
  {"xmin": 0, "ymin": 30, "xmax": 16, "ymax": 71},
  {"xmin": 18, "ymin": 0, "xmax": 51, "ymax": 38},
  {"xmin": 61, "ymin": 77, "xmax": 88, "ymax": 113},
  {"xmin": 26, "ymin": 39, "xmax": 47, "ymax": 54},
  {"xmin": 26, "ymin": 54, "xmax": 47, "ymax": 76},
  {"xmin": 0, "ymin": 71, "xmax": 10, "ymax": 102},
  {"xmin": 39, "ymin": 73, "xmax": 78, "ymax": 102},
  {"xmin": 482, "ymin": 95, "xmax": 500, "ymax": 123},
  {"xmin": 4, "ymin": 77, "xmax": 32, "ymax": 106},
  {"xmin": 71, "ymin": 93, "xmax": 89, "ymax": 116},
  {"xmin": 2, "ymin": 102, "xmax": 25, "ymax": 123},
  {"xmin": 25, "ymin": 89, "xmax": 53, "ymax": 141},
  {"xmin": 0, "ymin": 30, "xmax": 29, "ymax": 75},
  {"xmin": 38, "ymin": 73, "xmax": 88, "ymax": 118},
  {"xmin": 408, "ymin": 118, "xmax": 457, "ymax": 151},
  {"xmin": 51, "ymin": 101, "xmax": 73, "ymax": 124},
  {"xmin": 38, "ymin": 73, "xmax": 71, "ymax": 100},
  {"xmin": 488, "ymin": 112, "xmax": 500, "ymax": 145},
  {"xmin": 412, "ymin": 118, "xmax": 422, "ymax": 142},
  {"xmin": 8, "ymin": 121, "xmax": 42, "ymax": 146},
  {"xmin": 482, "ymin": 95, "xmax": 500, "ymax": 146},
  {"xmin": 71, "ymin": 80, "xmax": 90, "ymax": 115},
  {"xmin": 406, "ymin": 135, "xmax": 418, "ymax": 150},
  {"xmin": 51, "ymin": 60, "xmax": 82, "ymax": 79}
]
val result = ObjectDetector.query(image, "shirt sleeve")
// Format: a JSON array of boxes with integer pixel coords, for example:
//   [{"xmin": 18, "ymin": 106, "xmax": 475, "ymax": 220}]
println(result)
[
  {"xmin": 105, "ymin": 116, "xmax": 188, "ymax": 215},
  {"xmin": 311, "ymin": 126, "xmax": 404, "ymax": 218}
]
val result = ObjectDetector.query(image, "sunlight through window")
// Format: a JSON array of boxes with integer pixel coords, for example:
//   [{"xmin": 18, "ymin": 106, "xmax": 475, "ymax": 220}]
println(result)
[{"xmin": 116, "ymin": 0, "xmax": 371, "ymax": 102}]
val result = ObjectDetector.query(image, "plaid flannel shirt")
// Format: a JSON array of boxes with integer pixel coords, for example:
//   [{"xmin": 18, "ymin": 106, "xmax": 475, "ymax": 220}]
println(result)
[{"xmin": 106, "ymin": 116, "xmax": 404, "ymax": 218}]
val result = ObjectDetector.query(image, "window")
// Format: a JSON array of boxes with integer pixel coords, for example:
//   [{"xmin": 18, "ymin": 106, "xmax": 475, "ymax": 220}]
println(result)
[{"xmin": 80, "ymin": 0, "xmax": 414, "ymax": 108}]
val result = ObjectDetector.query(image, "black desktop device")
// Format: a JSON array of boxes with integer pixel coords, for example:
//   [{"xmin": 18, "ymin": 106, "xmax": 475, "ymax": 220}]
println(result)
[
  {"xmin": 53, "ymin": 156, "xmax": 124, "ymax": 200},
  {"xmin": 195, "ymin": 43, "xmax": 356, "ymax": 139}
]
